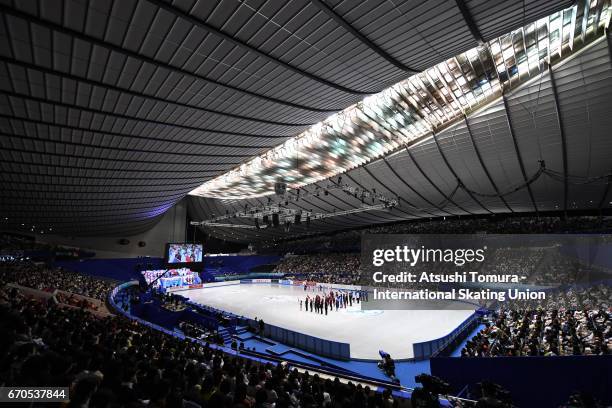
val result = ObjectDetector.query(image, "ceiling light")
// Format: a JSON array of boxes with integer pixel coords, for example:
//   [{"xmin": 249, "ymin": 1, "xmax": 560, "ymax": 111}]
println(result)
[{"xmin": 189, "ymin": 2, "xmax": 609, "ymax": 199}]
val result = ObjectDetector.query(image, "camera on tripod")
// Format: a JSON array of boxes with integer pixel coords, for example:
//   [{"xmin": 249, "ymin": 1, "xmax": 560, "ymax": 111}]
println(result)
[{"xmin": 411, "ymin": 374, "xmax": 451, "ymax": 408}]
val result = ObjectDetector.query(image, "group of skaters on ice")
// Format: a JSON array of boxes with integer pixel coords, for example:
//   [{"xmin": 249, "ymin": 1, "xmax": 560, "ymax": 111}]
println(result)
[{"xmin": 299, "ymin": 285, "xmax": 368, "ymax": 314}]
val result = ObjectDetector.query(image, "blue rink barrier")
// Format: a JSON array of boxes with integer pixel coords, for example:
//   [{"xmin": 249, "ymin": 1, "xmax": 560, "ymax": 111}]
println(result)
[
  {"xmin": 239, "ymin": 279, "xmax": 481, "ymax": 361},
  {"xmin": 412, "ymin": 311, "xmax": 480, "ymax": 360},
  {"xmin": 260, "ymin": 320, "xmax": 351, "ymax": 360}
]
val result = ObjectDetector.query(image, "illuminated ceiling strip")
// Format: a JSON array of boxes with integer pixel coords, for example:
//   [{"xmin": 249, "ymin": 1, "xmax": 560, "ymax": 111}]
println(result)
[{"xmin": 189, "ymin": 2, "xmax": 611, "ymax": 200}]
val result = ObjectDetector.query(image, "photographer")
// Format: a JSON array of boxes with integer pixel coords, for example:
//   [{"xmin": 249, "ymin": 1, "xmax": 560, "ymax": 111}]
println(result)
[
  {"xmin": 411, "ymin": 374, "xmax": 451, "ymax": 408},
  {"xmin": 377, "ymin": 350, "xmax": 399, "ymax": 383}
]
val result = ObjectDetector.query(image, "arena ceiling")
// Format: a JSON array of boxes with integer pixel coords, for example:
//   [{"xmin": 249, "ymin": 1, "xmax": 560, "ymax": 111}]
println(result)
[
  {"xmin": 191, "ymin": 30, "xmax": 612, "ymax": 243},
  {"xmin": 0, "ymin": 0, "xmax": 605, "ymax": 238}
]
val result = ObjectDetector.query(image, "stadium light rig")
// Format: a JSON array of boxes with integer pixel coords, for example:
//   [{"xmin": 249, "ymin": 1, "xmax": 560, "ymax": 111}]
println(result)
[
  {"xmin": 190, "ymin": 201, "xmax": 396, "ymax": 230},
  {"xmin": 189, "ymin": 2, "xmax": 610, "ymax": 200},
  {"xmin": 190, "ymin": 182, "xmax": 399, "ymax": 229}
]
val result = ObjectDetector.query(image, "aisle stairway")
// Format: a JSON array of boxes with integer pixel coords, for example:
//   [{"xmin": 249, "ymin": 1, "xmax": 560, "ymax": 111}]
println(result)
[{"xmin": 217, "ymin": 327, "xmax": 234, "ymax": 345}]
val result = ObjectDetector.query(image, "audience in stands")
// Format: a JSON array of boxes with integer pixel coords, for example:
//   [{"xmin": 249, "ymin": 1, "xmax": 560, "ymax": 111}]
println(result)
[
  {"xmin": 273, "ymin": 246, "xmax": 600, "ymax": 287},
  {"xmin": 1, "ymin": 215, "xmax": 611, "ymax": 406},
  {"xmin": 259, "ymin": 215, "xmax": 612, "ymax": 254},
  {"xmin": 462, "ymin": 286, "xmax": 611, "ymax": 357},
  {"xmin": 55, "ymin": 291, "xmax": 102, "ymax": 312},
  {"xmin": 0, "ymin": 280, "xmax": 405, "ymax": 407},
  {"xmin": 0, "ymin": 260, "xmax": 115, "ymax": 301},
  {"xmin": 275, "ymin": 253, "xmax": 360, "ymax": 274}
]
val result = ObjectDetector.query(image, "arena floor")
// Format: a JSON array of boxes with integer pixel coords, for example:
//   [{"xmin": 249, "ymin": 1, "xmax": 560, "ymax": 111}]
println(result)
[{"xmin": 183, "ymin": 283, "xmax": 475, "ymax": 360}]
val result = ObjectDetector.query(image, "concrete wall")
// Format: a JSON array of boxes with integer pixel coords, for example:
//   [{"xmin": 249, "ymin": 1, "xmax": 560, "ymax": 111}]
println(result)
[{"xmin": 33, "ymin": 199, "xmax": 187, "ymax": 258}]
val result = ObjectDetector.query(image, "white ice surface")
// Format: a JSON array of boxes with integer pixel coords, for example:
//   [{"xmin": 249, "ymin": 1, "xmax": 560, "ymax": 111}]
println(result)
[{"xmin": 182, "ymin": 283, "xmax": 474, "ymax": 360}]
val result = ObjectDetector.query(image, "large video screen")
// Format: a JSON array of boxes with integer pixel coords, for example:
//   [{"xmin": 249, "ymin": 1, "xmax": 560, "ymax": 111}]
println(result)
[{"xmin": 166, "ymin": 243, "xmax": 203, "ymax": 264}]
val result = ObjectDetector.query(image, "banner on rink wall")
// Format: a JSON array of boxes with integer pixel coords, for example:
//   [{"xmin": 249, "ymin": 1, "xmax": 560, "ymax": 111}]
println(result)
[
  {"xmin": 250, "ymin": 278, "xmax": 272, "ymax": 283},
  {"xmin": 168, "ymin": 280, "xmax": 239, "ymax": 292}
]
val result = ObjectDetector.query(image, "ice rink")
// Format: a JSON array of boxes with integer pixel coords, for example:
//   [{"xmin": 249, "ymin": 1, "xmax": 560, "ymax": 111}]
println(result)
[{"xmin": 183, "ymin": 283, "xmax": 475, "ymax": 360}]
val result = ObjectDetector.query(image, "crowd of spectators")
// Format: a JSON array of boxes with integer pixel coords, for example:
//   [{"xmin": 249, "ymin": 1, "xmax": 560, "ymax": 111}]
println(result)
[
  {"xmin": 462, "ymin": 285, "xmax": 611, "ymax": 357},
  {"xmin": 531, "ymin": 252, "xmax": 598, "ymax": 286},
  {"xmin": 259, "ymin": 215, "xmax": 612, "ymax": 254},
  {"xmin": 0, "ymin": 260, "xmax": 116, "ymax": 301},
  {"xmin": 289, "ymin": 272, "xmax": 363, "ymax": 286},
  {"xmin": 1, "ymin": 214, "xmax": 611, "ymax": 406},
  {"xmin": 272, "ymin": 246, "xmax": 600, "ymax": 287},
  {"xmin": 0, "ymin": 256, "xmax": 417, "ymax": 406},
  {"xmin": 274, "ymin": 253, "xmax": 360, "ymax": 276},
  {"xmin": 274, "ymin": 253, "xmax": 365, "ymax": 285},
  {"xmin": 481, "ymin": 248, "xmax": 544, "ymax": 281},
  {"xmin": 0, "ymin": 281, "xmax": 409, "ymax": 407},
  {"xmin": 55, "ymin": 291, "xmax": 105, "ymax": 312}
]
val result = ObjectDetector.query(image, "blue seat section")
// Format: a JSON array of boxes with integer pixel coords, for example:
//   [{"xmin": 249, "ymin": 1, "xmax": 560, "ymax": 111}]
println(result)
[
  {"xmin": 54, "ymin": 257, "xmax": 164, "ymax": 281},
  {"xmin": 559, "ymin": 241, "xmax": 612, "ymax": 270},
  {"xmin": 129, "ymin": 293, "xmax": 220, "ymax": 332}
]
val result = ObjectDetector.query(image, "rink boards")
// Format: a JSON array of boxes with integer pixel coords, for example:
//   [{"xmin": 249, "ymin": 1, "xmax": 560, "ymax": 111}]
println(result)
[{"xmin": 180, "ymin": 280, "xmax": 476, "ymax": 360}]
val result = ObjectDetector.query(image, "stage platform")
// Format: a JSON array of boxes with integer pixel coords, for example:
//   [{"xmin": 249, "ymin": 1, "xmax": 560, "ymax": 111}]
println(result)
[{"xmin": 182, "ymin": 283, "xmax": 474, "ymax": 360}]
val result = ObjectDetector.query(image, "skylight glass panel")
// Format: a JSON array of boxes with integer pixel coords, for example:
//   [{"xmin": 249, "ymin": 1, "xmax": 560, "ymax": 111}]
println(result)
[{"xmin": 189, "ymin": 2, "xmax": 611, "ymax": 199}]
